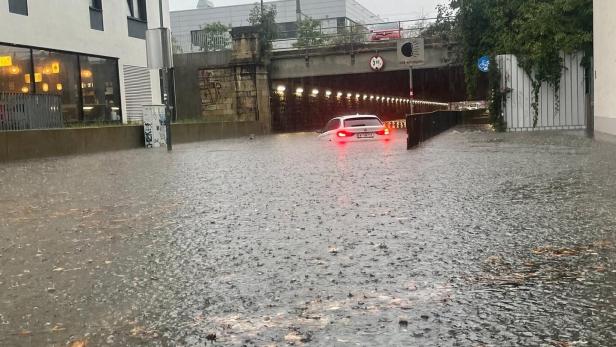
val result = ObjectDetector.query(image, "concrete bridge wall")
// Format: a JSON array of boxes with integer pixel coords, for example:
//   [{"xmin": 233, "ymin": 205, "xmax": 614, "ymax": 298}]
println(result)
[{"xmin": 270, "ymin": 44, "xmax": 454, "ymax": 80}]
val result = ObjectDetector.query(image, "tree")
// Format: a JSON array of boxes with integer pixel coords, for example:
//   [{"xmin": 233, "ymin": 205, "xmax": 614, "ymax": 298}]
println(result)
[
  {"xmin": 294, "ymin": 18, "xmax": 326, "ymax": 48},
  {"xmin": 448, "ymin": 0, "xmax": 593, "ymax": 128},
  {"xmin": 194, "ymin": 22, "xmax": 231, "ymax": 52},
  {"xmin": 249, "ymin": 3, "xmax": 278, "ymax": 62}
]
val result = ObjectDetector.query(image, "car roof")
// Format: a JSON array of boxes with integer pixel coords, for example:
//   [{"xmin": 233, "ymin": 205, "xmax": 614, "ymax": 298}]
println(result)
[{"xmin": 336, "ymin": 115, "xmax": 380, "ymax": 120}]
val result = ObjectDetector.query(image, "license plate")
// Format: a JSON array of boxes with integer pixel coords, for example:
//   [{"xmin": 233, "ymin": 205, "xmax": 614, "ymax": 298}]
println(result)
[{"xmin": 357, "ymin": 132, "xmax": 374, "ymax": 138}]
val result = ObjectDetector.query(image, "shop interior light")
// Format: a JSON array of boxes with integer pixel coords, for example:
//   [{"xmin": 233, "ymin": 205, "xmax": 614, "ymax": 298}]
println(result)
[
  {"xmin": 56, "ymin": 83, "xmax": 63, "ymax": 91},
  {"xmin": 276, "ymin": 85, "xmax": 286, "ymax": 93},
  {"xmin": 42, "ymin": 83, "xmax": 49, "ymax": 92},
  {"xmin": 21, "ymin": 86, "xmax": 29, "ymax": 93},
  {"xmin": 295, "ymin": 87, "xmax": 304, "ymax": 95},
  {"xmin": 0, "ymin": 55, "xmax": 13, "ymax": 67},
  {"xmin": 312, "ymin": 89, "xmax": 319, "ymax": 95},
  {"xmin": 337, "ymin": 91, "xmax": 343, "ymax": 98},
  {"xmin": 347, "ymin": 93, "xmax": 352, "ymax": 98},
  {"xmin": 325, "ymin": 90, "xmax": 332, "ymax": 97}
]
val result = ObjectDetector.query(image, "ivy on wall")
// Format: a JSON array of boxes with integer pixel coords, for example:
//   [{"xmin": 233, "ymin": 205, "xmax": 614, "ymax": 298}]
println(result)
[{"xmin": 442, "ymin": 0, "xmax": 593, "ymax": 129}]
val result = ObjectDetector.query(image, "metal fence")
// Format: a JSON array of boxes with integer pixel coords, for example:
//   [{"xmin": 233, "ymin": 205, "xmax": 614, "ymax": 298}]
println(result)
[
  {"xmin": 272, "ymin": 18, "xmax": 438, "ymax": 52},
  {"xmin": 497, "ymin": 53, "xmax": 588, "ymax": 131},
  {"xmin": 0, "ymin": 92, "xmax": 63, "ymax": 131},
  {"xmin": 173, "ymin": 30, "xmax": 233, "ymax": 54},
  {"xmin": 406, "ymin": 111, "xmax": 462, "ymax": 149}
]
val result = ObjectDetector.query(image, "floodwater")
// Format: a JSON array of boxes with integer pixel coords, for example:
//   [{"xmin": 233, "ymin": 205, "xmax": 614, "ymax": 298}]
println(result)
[{"xmin": 1, "ymin": 127, "xmax": 616, "ymax": 346}]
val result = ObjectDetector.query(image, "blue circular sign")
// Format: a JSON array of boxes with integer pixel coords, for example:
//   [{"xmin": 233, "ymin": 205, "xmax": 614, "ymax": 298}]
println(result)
[{"xmin": 478, "ymin": 56, "xmax": 490, "ymax": 73}]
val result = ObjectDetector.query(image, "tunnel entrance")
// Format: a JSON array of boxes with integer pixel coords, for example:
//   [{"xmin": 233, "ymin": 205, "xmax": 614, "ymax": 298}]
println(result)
[{"xmin": 271, "ymin": 66, "xmax": 482, "ymax": 132}]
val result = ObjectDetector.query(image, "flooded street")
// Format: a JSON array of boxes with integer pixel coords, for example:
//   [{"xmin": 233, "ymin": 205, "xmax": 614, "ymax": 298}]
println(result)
[{"xmin": 1, "ymin": 128, "xmax": 616, "ymax": 346}]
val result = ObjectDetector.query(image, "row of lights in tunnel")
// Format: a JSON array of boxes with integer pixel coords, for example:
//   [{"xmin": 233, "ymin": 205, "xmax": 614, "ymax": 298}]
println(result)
[{"xmin": 274, "ymin": 85, "xmax": 449, "ymax": 107}]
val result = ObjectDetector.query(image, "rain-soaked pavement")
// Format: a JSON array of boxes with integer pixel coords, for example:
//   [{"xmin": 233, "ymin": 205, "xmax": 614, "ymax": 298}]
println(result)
[{"xmin": 1, "ymin": 127, "xmax": 616, "ymax": 347}]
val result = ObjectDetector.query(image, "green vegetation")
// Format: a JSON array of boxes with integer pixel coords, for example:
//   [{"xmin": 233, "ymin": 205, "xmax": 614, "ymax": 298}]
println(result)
[
  {"xmin": 197, "ymin": 22, "xmax": 231, "ymax": 52},
  {"xmin": 249, "ymin": 3, "xmax": 278, "ymax": 62},
  {"xmin": 295, "ymin": 18, "xmax": 326, "ymax": 48},
  {"xmin": 434, "ymin": 0, "xmax": 593, "ymax": 129}
]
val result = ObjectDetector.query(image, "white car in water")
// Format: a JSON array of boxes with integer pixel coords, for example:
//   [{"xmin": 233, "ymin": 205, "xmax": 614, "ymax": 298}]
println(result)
[{"xmin": 318, "ymin": 115, "xmax": 391, "ymax": 142}]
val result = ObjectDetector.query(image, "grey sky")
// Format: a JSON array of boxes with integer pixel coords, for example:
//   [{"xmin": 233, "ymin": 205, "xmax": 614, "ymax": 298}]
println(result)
[{"xmin": 170, "ymin": 0, "xmax": 448, "ymax": 21}]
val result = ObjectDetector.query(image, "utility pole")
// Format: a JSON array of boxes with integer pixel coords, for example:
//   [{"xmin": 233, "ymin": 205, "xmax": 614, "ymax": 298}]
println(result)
[
  {"xmin": 159, "ymin": 0, "xmax": 172, "ymax": 151},
  {"xmin": 296, "ymin": 0, "xmax": 302, "ymax": 25},
  {"xmin": 409, "ymin": 66, "xmax": 414, "ymax": 115}
]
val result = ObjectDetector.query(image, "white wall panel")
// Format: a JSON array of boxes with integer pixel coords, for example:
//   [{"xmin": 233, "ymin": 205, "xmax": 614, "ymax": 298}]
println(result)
[{"xmin": 498, "ymin": 53, "xmax": 586, "ymax": 131}]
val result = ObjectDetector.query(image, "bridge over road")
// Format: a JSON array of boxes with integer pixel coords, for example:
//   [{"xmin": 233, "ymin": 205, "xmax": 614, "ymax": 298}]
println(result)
[{"xmin": 270, "ymin": 39, "xmax": 456, "ymax": 80}]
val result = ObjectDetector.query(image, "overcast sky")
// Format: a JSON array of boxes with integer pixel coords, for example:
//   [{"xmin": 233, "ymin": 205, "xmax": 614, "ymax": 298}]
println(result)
[{"xmin": 170, "ymin": 0, "xmax": 448, "ymax": 21}]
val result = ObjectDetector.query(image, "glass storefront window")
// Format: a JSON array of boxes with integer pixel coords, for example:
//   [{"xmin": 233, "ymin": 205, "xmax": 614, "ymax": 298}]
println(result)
[
  {"xmin": 0, "ymin": 45, "xmax": 33, "ymax": 94},
  {"xmin": 32, "ymin": 49, "xmax": 81, "ymax": 123},
  {"xmin": 79, "ymin": 56, "xmax": 122, "ymax": 122},
  {"xmin": 0, "ymin": 43, "xmax": 122, "ymax": 124}
]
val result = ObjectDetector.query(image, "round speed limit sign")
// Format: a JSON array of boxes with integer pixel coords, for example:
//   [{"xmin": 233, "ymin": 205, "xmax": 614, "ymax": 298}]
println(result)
[{"xmin": 369, "ymin": 55, "xmax": 385, "ymax": 71}]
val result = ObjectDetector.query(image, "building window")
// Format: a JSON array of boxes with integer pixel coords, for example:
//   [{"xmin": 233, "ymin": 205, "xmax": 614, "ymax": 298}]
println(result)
[
  {"xmin": 0, "ymin": 44, "xmax": 122, "ymax": 124},
  {"xmin": 127, "ymin": 0, "xmax": 147, "ymax": 39},
  {"xmin": 126, "ymin": 0, "xmax": 146, "ymax": 21},
  {"xmin": 89, "ymin": 0, "xmax": 104, "ymax": 31},
  {"xmin": 79, "ymin": 56, "xmax": 121, "ymax": 122},
  {"xmin": 8, "ymin": 0, "xmax": 28, "ymax": 16},
  {"xmin": 89, "ymin": 0, "xmax": 102, "ymax": 10},
  {"xmin": 0, "ymin": 45, "xmax": 33, "ymax": 93},
  {"xmin": 32, "ymin": 50, "xmax": 81, "ymax": 123}
]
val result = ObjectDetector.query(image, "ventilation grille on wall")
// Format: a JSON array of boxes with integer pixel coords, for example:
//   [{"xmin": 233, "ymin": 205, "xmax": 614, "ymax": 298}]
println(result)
[{"xmin": 123, "ymin": 65, "xmax": 153, "ymax": 123}]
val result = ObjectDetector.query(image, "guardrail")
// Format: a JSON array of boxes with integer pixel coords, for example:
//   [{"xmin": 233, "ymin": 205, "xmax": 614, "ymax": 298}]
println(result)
[
  {"xmin": 0, "ymin": 92, "xmax": 63, "ymax": 131},
  {"xmin": 272, "ymin": 18, "xmax": 438, "ymax": 52},
  {"xmin": 172, "ymin": 30, "xmax": 233, "ymax": 54},
  {"xmin": 406, "ymin": 111, "xmax": 462, "ymax": 149}
]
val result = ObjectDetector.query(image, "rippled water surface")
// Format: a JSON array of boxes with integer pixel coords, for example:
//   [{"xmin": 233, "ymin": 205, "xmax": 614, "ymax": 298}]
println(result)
[{"xmin": 1, "ymin": 128, "xmax": 615, "ymax": 346}]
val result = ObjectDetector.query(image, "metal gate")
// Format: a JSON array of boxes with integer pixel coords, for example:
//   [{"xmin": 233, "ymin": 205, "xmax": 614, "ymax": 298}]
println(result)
[
  {"xmin": 498, "ymin": 53, "xmax": 587, "ymax": 131},
  {"xmin": 0, "ymin": 92, "xmax": 63, "ymax": 131}
]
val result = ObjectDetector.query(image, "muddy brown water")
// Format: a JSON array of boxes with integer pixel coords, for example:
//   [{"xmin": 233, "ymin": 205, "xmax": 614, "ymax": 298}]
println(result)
[{"xmin": 1, "ymin": 128, "xmax": 615, "ymax": 346}]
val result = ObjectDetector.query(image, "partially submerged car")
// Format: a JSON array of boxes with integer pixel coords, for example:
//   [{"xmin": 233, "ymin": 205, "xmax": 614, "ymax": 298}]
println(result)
[{"xmin": 318, "ymin": 115, "xmax": 391, "ymax": 142}]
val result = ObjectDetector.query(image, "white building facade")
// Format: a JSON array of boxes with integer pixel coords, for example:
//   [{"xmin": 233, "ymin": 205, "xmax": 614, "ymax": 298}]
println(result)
[
  {"xmin": 593, "ymin": 0, "xmax": 616, "ymax": 140},
  {"xmin": 171, "ymin": 0, "xmax": 379, "ymax": 51},
  {"xmin": 0, "ymin": 0, "xmax": 170, "ymax": 124}
]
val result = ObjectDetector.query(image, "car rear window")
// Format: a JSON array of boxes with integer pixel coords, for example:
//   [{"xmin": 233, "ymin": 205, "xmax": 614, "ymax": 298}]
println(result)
[{"xmin": 344, "ymin": 117, "xmax": 382, "ymax": 127}]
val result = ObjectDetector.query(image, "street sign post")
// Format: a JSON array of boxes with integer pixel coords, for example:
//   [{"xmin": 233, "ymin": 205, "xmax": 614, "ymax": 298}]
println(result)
[{"xmin": 398, "ymin": 38, "xmax": 425, "ymax": 115}]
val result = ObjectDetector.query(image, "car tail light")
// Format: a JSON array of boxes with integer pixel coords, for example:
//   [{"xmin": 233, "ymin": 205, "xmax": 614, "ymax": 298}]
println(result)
[
  {"xmin": 337, "ymin": 130, "xmax": 354, "ymax": 138},
  {"xmin": 376, "ymin": 128, "xmax": 390, "ymax": 135}
]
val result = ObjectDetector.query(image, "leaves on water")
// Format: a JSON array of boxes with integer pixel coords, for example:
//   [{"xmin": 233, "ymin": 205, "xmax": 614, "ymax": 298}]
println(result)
[{"xmin": 68, "ymin": 339, "xmax": 88, "ymax": 347}]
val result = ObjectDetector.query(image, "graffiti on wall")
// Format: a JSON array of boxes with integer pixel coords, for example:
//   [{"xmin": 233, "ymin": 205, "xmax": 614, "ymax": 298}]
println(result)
[{"xmin": 198, "ymin": 69, "xmax": 223, "ymax": 107}]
